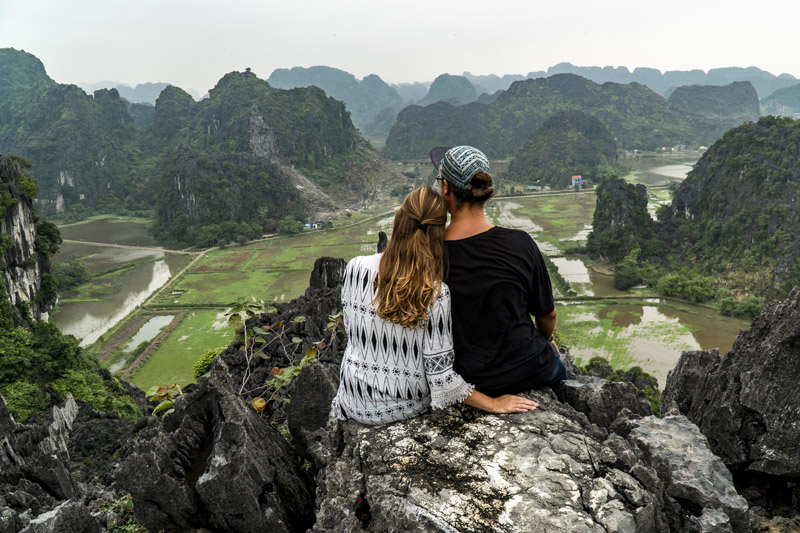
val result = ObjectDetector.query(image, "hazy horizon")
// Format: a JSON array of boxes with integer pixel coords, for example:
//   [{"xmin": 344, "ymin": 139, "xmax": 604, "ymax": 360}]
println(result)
[{"xmin": 2, "ymin": 0, "xmax": 800, "ymax": 94}]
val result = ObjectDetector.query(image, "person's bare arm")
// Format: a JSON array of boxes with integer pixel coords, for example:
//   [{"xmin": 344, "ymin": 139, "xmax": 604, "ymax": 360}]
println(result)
[
  {"xmin": 535, "ymin": 307, "xmax": 557, "ymax": 341},
  {"xmin": 463, "ymin": 389, "xmax": 538, "ymax": 414}
]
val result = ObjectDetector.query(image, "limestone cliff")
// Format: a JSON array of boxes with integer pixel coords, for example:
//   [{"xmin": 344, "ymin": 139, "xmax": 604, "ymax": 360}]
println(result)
[
  {"xmin": 3, "ymin": 258, "xmax": 800, "ymax": 531},
  {"xmin": 0, "ymin": 155, "xmax": 59, "ymax": 324}
]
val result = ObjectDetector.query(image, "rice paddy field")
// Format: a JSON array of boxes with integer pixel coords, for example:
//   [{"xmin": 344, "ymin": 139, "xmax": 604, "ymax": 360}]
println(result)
[{"xmin": 64, "ymin": 154, "xmax": 747, "ymax": 392}]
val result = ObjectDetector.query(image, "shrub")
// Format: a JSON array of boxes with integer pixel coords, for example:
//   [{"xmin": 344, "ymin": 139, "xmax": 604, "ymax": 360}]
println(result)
[
  {"xmin": 656, "ymin": 273, "xmax": 716, "ymax": 302},
  {"xmin": 193, "ymin": 348, "xmax": 221, "ymax": 380},
  {"xmin": 0, "ymin": 381, "xmax": 48, "ymax": 422}
]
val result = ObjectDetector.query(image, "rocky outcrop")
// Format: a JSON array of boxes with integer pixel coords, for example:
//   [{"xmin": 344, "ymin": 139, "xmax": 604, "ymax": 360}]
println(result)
[
  {"xmin": 558, "ymin": 376, "xmax": 653, "ymax": 429},
  {"xmin": 0, "ymin": 156, "xmax": 58, "ymax": 323},
  {"xmin": 664, "ymin": 288, "xmax": 800, "ymax": 519},
  {"xmin": 629, "ymin": 415, "xmax": 749, "ymax": 533},
  {"xmin": 13, "ymin": 255, "xmax": 800, "ymax": 531},
  {"xmin": 0, "ymin": 394, "xmax": 120, "ymax": 532},
  {"xmin": 116, "ymin": 367, "xmax": 316, "ymax": 532},
  {"xmin": 668, "ymin": 81, "xmax": 761, "ymax": 125},
  {"xmin": 309, "ymin": 256, "xmax": 346, "ymax": 291},
  {"xmin": 585, "ymin": 178, "xmax": 653, "ymax": 263},
  {"xmin": 311, "ymin": 381, "xmax": 749, "ymax": 532}
]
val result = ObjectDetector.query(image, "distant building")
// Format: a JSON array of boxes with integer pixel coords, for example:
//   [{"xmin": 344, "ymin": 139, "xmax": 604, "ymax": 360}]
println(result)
[{"xmin": 571, "ymin": 175, "xmax": 583, "ymax": 187}]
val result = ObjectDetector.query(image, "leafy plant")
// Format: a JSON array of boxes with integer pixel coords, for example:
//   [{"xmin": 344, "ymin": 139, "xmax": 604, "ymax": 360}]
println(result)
[
  {"xmin": 100, "ymin": 493, "xmax": 147, "ymax": 533},
  {"xmin": 246, "ymin": 310, "xmax": 344, "ymax": 408},
  {"xmin": 146, "ymin": 383, "xmax": 183, "ymax": 417}
]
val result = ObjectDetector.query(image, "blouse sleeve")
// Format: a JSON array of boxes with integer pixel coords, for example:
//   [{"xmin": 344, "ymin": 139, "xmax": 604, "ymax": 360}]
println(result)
[{"xmin": 423, "ymin": 285, "xmax": 475, "ymax": 409}]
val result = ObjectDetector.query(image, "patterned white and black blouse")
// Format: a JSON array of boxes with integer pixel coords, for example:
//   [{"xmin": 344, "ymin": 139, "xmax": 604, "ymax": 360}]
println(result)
[{"xmin": 330, "ymin": 253, "xmax": 475, "ymax": 425}]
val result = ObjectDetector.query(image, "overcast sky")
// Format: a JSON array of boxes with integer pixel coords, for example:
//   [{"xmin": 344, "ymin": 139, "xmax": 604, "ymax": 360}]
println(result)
[{"xmin": 2, "ymin": 0, "xmax": 798, "ymax": 94}]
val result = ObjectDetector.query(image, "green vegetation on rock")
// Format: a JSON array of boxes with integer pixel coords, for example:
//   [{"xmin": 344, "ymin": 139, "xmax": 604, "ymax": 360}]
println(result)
[
  {"xmin": 416, "ymin": 74, "xmax": 478, "ymax": 106},
  {"xmin": 668, "ymin": 81, "xmax": 760, "ymax": 126},
  {"xmin": 507, "ymin": 110, "xmax": 618, "ymax": 188},
  {"xmin": 0, "ymin": 49, "xmax": 395, "ymax": 237},
  {"xmin": 588, "ymin": 116, "xmax": 800, "ymax": 305},
  {"xmin": 386, "ymin": 73, "xmax": 726, "ymax": 159}
]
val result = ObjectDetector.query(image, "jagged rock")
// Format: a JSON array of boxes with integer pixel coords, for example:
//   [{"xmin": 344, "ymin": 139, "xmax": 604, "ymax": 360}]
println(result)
[
  {"xmin": 287, "ymin": 360, "xmax": 340, "ymax": 459},
  {"xmin": 663, "ymin": 287, "xmax": 800, "ymax": 478},
  {"xmin": 629, "ymin": 415, "xmax": 749, "ymax": 533},
  {"xmin": 117, "ymin": 366, "xmax": 316, "ymax": 533},
  {"xmin": 313, "ymin": 390, "xmax": 665, "ymax": 532},
  {"xmin": 560, "ymin": 349, "xmax": 582, "ymax": 378},
  {"xmin": 0, "ymin": 394, "xmax": 114, "ymax": 532},
  {"xmin": 215, "ymin": 273, "xmax": 344, "ymax": 428},
  {"xmin": 0, "ymin": 156, "xmax": 58, "ymax": 323},
  {"xmin": 0, "ymin": 395, "xmax": 79, "ymax": 512},
  {"xmin": 559, "ymin": 375, "xmax": 652, "ymax": 429},
  {"xmin": 68, "ymin": 408, "xmax": 139, "ymax": 486},
  {"xmin": 20, "ymin": 500, "xmax": 102, "ymax": 533},
  {"xmin": 308, "ymin": 256, "xmax": 346, "ymax": 291}
]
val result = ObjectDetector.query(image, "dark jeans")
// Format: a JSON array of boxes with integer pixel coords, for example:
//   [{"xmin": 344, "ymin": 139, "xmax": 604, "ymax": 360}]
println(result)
[{"xmin": 549, "ymin": 342, "xmax": 569, "ymax": 390}]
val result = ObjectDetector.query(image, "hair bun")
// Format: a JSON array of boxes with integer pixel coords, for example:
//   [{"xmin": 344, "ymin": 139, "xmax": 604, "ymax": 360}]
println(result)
[{"xmin": 470, "ymin": 172, "xmax": 493, "ymax": 190}]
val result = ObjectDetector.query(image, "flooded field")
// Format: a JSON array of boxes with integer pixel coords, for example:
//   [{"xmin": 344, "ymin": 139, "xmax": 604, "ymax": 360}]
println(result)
[
  {"xmin": 51, "ymin": 218, "xmax": 192, "ymax": 346},
  {"xmin": 52, "ymin": 257, "xmax": 181, "ymax": 346},
  {"xmin": 124, "ymin": 314, "xmax": 175, "ymax": 352},
  {"xmin": 621, "ymin": 153, "xmax": 699, "ymax": 185},
  {"xmin": 559, "ymin": 300, "xmax": 744, "ymax": 388},
  {"xmin": 56, "ymin": 191, "xmax": 746, "ymax": 393}
]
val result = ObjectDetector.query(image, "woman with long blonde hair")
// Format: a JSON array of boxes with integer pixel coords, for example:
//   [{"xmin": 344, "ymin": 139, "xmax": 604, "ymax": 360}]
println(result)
[{"xmin": 330, "ymin": 186, "xmax": 538, "ymax": 425}]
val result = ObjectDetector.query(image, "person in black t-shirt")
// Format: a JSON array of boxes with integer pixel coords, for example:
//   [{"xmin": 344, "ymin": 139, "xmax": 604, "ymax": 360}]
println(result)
[{"xmin": 429, "ymin": 145, "xmax": 569, "ymax": 395}]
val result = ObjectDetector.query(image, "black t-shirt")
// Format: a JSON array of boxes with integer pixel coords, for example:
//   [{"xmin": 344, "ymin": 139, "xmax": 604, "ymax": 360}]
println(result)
[{"xmin": 445, "ymin": 227, "xmax": 555, "ymax": 396}]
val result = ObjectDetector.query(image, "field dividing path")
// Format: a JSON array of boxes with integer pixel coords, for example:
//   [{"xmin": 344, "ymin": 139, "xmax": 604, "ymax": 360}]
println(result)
[{"xmin": 62, "ymin": 240, "xmax": 199, "ymax": 255}]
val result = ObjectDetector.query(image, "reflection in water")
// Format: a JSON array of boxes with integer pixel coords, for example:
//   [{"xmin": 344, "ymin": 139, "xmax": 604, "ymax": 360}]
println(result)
[
  {"xmin": 59, "ymin": 219, "xmax": 163, "ymax": 248},
  {"xmin": 563, "ymin": 303, "xmax": 739, "ymax": 388},
  {"xmin": 649, "ymin": 164, "xmax": 692, "ymax": 179},
  {"xmin": 491, "ymin": 201, "xmax": 543, "ymax": 233},
  {"xmin": 598, "ymin": 305, "xmax": 642, "ymax": 328},
  {"xmin": 563, "ymin": 225, "xmax": 593, "ymax": 242},
  {"xmin": 551, "ymin": 256, "xmax": 594, "ymax": 296},
  {"xmin": 53, "ymin": 260, "xmax": 172, "ymax": 347},
  {"xmin": 124, "ymin": 314, "xmax": 175, "ymax": 352}
]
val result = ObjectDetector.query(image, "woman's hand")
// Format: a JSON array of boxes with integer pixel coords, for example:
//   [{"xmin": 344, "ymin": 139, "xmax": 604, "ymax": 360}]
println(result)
[
  {"xmin": 490, "ymin": 395, "xmax": 539, "ymax": 414},
  {"xmin": 463, "ymin": 390, "xmax": 538, "ymax": 413}
]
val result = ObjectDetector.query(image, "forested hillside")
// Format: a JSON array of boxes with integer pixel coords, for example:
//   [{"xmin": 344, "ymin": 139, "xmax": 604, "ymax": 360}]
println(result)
[
  {"xmin": 760, "ymin": 83, "xmax": 800, "ymax": 117},
  {"xmin": 0, "ymin": 49, "xmax": 396, "ymax": 245},
  {"xmin": 416, "ymin": 74, "xmax": 478, "ymax": 106},
  {"xmin": 0, "ymin": 49, "xmax": 153, "ymax": 218},
  {"xmin": 385, "ymin": 74, "xmax": 727, "ymax": 159},
  {"xmin": 668, "ymin": 82, "xmax": 760, "ymax": 126},
  {"xmin": 267, "ymin": 66, "xmax": 405, "ymax": 132},
  {"xmin": 152, "ymin": 70, "xmax": 384, "ymax": 244},
  {"xmin": 588, "ymin": 116, "xmax": 800, "ymax": 307},
  {"xmin": 507, "ymin": 110, "xmax": 618, "ymax": 188}
]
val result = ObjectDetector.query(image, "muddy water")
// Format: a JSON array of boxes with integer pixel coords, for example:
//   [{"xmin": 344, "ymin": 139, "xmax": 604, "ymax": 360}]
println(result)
[
  {"xmin": 51, "ymin": 219, "xmax": 186, "ymax": 346},
  {"xmin": 52, "ymin": 259, "xmax": 174, "ymax": 346},
  {"xmin": 550, "ymin": 257, "xmax": 594, "ymax": 296},
  {"xmin": 562, "ymin": 301, "xmax": 743, "ymax": 388},
  {"xmin": 58, "ymin": 219, "xmax": 162, "ymax": 247},
  {"xmin": 649, "ymin": 164, "xmax": 692, "ymax": 179}
]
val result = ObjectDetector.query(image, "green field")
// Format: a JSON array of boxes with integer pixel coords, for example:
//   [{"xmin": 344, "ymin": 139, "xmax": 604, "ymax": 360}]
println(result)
[
  {"xmin": 65, "ymin": 169, "xmax": 742, "ymax": 393},
  {"xmin": 124, "ymin": 213, "xmax": 395, "ymax": 388},
  {"xmin": 131, "ymin": 309, "xmax": 232, "ymax": 390}
]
